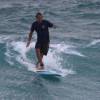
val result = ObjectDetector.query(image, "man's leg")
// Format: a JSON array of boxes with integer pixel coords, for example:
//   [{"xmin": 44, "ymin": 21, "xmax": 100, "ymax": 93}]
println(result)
[{"xmin": 35, "ymin": 48, "xmax": 44, "ymax": 69}]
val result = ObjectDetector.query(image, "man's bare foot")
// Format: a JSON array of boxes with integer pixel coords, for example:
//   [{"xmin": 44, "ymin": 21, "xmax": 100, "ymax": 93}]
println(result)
[
  {"xmin": 37, "ymin": 66, "xmax": 44, "ymax": 70},
  {"xmin": 36, "ymin": 62, "xmax": 44, "ymax": 70}
]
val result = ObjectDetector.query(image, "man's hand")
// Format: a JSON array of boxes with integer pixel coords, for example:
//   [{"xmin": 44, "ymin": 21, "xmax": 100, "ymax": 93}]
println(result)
[
  {"xmin": 53, "ymin": 25, "xmax": 57, "ymax": 29},
  {"xmin": 26, "ymin": 41, "xmax": 30, "ymax": 47}
]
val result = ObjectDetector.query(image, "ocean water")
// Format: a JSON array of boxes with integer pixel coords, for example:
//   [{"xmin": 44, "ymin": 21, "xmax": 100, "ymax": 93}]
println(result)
[{"xmin": 0, "ymin": 0, "xmax": 100, "ymax": 100}]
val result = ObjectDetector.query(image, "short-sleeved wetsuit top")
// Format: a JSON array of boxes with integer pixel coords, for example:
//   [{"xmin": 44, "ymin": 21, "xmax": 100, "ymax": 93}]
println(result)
[{"xmin": 31, "ymin": 20, "xmax": 53, "ymax": 43}]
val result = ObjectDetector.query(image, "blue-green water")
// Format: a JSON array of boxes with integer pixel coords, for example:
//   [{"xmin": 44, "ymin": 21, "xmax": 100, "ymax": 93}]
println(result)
[{"xmin": 0, "ymin": 0, "xmax": 100, "ymax": 100}]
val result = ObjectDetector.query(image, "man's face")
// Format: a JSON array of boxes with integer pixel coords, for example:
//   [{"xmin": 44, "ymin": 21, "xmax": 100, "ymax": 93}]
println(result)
[{"xmin": 36, "ymin": 15, "xmax": 43, "ymax": 22}]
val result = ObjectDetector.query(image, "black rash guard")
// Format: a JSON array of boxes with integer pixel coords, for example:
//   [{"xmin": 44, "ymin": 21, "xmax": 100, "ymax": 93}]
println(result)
[{"xmin": 31, "ymin": 20, "xmax": 53, "ymax": 43}]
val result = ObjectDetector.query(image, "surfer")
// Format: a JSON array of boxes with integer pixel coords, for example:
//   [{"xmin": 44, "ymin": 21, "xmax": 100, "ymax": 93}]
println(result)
[{"xmin": 26, "ymin": 12, "xmax": 55, "ymax": 70}]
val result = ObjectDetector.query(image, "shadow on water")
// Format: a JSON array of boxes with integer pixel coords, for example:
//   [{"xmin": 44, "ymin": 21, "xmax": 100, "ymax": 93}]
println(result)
[
  {"xmin": 28, "ymin": 75, "xmax": 60, "ymax": 100},
  {"xmin": 38, "ymin": 75, "xmax": 61, "ymax": 82}
]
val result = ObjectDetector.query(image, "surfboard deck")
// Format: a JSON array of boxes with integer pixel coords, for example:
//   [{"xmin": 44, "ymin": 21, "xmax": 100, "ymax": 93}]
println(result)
[{"xmin": 32, "ymin": 68, "xmax": 61, "ymax": 76}]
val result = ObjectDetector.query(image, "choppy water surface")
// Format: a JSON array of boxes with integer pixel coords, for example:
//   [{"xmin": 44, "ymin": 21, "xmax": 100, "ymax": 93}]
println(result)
[{"xmin": 0, "ymin": 0, "xmax": 100, "ymax": 100}]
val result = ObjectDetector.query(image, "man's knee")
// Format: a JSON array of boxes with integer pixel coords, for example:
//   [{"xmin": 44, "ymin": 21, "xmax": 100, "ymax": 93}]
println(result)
[{"xmin": 36, "ymin": 48, "xmax": 40, "ymax": 51}]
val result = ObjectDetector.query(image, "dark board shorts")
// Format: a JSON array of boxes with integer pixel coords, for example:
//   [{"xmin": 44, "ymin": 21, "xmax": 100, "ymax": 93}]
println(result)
[{"xmin": 35, "ymin": 42, "xmax": 49, "ymax": 55}]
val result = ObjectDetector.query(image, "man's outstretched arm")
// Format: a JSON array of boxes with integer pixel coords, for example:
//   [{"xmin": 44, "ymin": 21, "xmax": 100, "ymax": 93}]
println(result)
[{"xmin": 47, "ymin": 21, "xmax": 57, "ymax": 29}]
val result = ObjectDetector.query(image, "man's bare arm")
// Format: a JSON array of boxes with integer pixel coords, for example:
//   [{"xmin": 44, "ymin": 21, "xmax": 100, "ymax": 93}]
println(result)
[{"xmin": 26, "ymin": 31, "xmax": 33, "ymax": 47}]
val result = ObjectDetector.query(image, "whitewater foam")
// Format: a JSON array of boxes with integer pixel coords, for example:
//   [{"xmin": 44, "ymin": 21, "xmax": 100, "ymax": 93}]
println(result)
[
  {"xmin": 51, "ymin": 43, "xmax": 85, "ymax": 57},
  {"xmin": 87, "ymin": 39, "xmax": 100, "ymax": 47},
  {"xmin": 5, "ymin": 41, "xmax": 77, "ymax": 76}
]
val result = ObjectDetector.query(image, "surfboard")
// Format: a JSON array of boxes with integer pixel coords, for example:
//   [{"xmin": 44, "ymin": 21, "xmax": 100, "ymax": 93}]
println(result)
[{"xmin": 32, "ymin": 68, "xmax": 61, "ymax": 76}]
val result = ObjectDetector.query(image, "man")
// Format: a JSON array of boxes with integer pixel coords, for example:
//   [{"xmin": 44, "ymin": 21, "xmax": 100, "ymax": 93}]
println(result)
[{"xmin": 26, "ymin": 12, "xmax": 54, "ymax": 70}]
